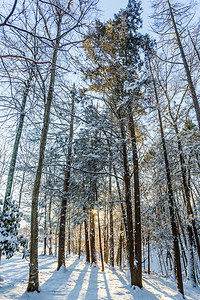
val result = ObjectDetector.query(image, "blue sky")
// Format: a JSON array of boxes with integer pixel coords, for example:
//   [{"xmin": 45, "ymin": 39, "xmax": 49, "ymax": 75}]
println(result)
[{"xmin": 98, "ymin": 0, "xmax": 152, "ymax": 32}]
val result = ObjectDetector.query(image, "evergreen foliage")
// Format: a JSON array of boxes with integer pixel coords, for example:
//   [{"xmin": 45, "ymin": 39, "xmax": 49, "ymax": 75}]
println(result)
[{"xmin": 0, "ymin": 198, "xmax": 27, "ymax": 259}]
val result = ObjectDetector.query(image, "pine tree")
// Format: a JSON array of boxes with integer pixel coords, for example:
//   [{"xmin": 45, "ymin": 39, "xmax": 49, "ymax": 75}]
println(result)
[{"xmin": 82, "ymin": 0, "xmax": 148, "ymax": 287}]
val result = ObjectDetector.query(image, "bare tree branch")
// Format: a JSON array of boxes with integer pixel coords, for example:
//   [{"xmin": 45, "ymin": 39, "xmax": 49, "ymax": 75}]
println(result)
[
  {"xmin": 0, "ymin": 54, "xmax": 50, "ymax": 64},
  {"xmin": 0, "ymin": 0, "xmax": 18, "ymax": 27}
]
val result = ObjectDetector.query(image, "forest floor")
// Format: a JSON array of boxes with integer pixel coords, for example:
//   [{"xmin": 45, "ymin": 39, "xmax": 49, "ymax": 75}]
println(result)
[{"xmin": 1, "ymin": 252, "xmax": 200, "ymax": 300}]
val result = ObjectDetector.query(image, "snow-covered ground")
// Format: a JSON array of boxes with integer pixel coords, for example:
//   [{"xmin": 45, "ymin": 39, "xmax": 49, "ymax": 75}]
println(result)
[{"xmin": 1, "ymin": 253, "xmax": 200, "ymax": 300}]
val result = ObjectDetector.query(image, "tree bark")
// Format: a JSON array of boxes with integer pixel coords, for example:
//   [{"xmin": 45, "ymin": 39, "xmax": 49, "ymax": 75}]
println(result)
[
  {"xmin": 167, "ymin": 0, "xmax": 200, "ymax": 130},
  {"xmin": 128, "ymin": 102, "xmax": 142, "ymax": 288},
  {"xmin": 4, "ymin": 70, "xmax": 33, "ymax": 211},
  {"xmin": 149, "ymin": 58, "xmax": 184, "ymax": 296},
  {"xmin": 49, "ymin": 196, "xmax": 53, "ymax": 255},
  {"xmin": 54, "ymin": 222, "xmax": 59, "ymax": 257},
  {"xmin": 103, "ymin": 203, "xmax": 109, "ymax": 264},
  {"xmin": 43, "ymin": 198, "xmax": 47, "ymax": 256},
  {"xmin": 90, "ymin": 206, "xmax": 96, "ymax": 265},
  {"xmin": 158, "ymin": 94, "xmax": 183, "ymax": 297},
  {"xmin": 188, "ymin": 30, "xmax": 200, "ymax": 63},
  {"xmin": 109, "ymin": 204, "xmax": 114, "ymax": 267},
  {"xmin": 84, "ymin": 212, "xmax": 90, "ymax": 263},
  {"xmin": 173, "ymin": 124, "xmax": 197, "ymax": 285},
  {"xmin": 119, "ymin": 118, "xmax": 135, "ymax": 286},
  {"xmin": 98, "ymin": 210, "xmax": 104, "ymax": 272},
  {"xmin": 147, "ymin": 234, "xmax": 150, "ymax": 275},
  {"xmin": 27, "ymin": 16, "xmax": 61, "ymax": 292},
  {"xmin": 68, "ymin": 218, "xmax": 71, "ymax": 255},
  {"xmin": 18, "ymin": 169, "xmax": 25, "ymax": 208},
  {"xmin": 57, "ymin": 85, "xmax": 75, "ymax": 270},
  {"xmin": 113, "ymin": 165, "xmax": 128, "ymax": 240},
  {"xmin": 78, "ymin": 224, "xmax": 82, "ymax": 259},
  {"xmin": 109, "ymin": 166, "xmax": 114, "ymax": 268},
  {"xmin": 116, "ymin": 220, "xmax": 123, "ymax": 269}
]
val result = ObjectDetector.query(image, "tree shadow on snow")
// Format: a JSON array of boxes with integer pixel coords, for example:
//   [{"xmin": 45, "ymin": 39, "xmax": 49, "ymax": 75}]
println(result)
[
  {"xmin": 102, "ymin": 272, "xmax": 112, "ymax": 299},
  {"xmin": 113, "ymin": 269, "xmax": 160, "ymax": 300},
  {"xmin": 112, "ymin": 269, "xmax": 129, "ymax": 287},
  {"xmin": 19, "ymin": 257, "xmax": 81, "ymax": 299},
  {"xmin": 40, "ymin": 258, "xmax": 81, "ymax": 292},
  {"xmin": 142, "ymin": 277, "xmax": 179, "ymax": 299},
  {"xmin": 85, "ymin": 265, "xmax": 98, "ymax": 300},
  {"xmin": 66, "ymin": 263, "xmax": 90, "ymax": 299}
]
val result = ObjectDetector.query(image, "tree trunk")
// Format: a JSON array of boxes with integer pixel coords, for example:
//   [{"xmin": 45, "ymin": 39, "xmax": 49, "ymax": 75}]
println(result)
[
  {"xmin": 27, "ymin": 17, "xmax": 61, "ymax": 292},
  {"xmin": 167, "ymin": 0, "xmax": 200, "ymax": 130},
  {"xmin": 173, "ymin": 124, "xmax": 197, "ymax": 285},
  {"xmin": 54, "ymin": 222, "xmax": 59, "ymax": 257},
  {"xmin": 159, "ymin": 95, "xmax": 184, "ymax": 296},
  {"xmin": 84, "ymin": 214, "xmax": 90, "ymax": 263},
  {"xmin": 4, "ymin": 70, "xmax": 33, "ymax": 211},
  {"xmin": 128, "ymin": 102, "xmax": 142, "ymax": 288},
  {"xmin": 43, "ymin": 199, "xmax": 47, "ymax": 256},
  {"xmin": 143, "ymin": 237, "xmax": 145, "ymax": 271},
  {"xmin": 103, "ymin": 204, "xmax": 109, "ymax": 264},
  {"xmin": 18, "ymin": 169, "xmax": 25, "ymax": 208},
  {"xmin": 161, "ymin": 249, "xmax": 168, "ymax": 276},
  {"xmin": 57, "ymin": 86, "xmax": 75, "ymax": 270},
  {"xmin": 177, "ymin": 231, "xmax": 188, "ymax": 278},
  {"xmin": 109, "ymin": 166, "xmax": 114, "ymax": 268},
  {"xmin": 68, "ymin": 219, "xmax": 71, "ymax": 255},
  {"xmin": 49, "ymin": 196, "xmax": 53, "ymax": 255},
  {"xmin": 119, "ymin": 118, "xmax": 135, "ymax": 286},
  {"xmin": 98, "ymin": 210, "xmax": 104, "ymax": 271},
  {"xmin": 78, "ymin": 224, "xmax": 82, "ymax": 259},
  {"xmin": 188, "ymin": 30, "xmax": 200, "ymax": 63},
  {"xmin": 90, "ymin": 206, "xmax": 96, "ymax": 265},
  {"xmin": 116, "ymin": 220, "xmax": 123, "ymax": 269},
  {"xmin": 109, "ymin": 205, "xmax": 114, "ymax": 267},
  {"xmin": 149, "ymin": 59, "xmax": 184, "ymax": 296},
  {"xmin": 113, "ymin": 165, "xmax": 128, "ymax": 240},
  {"xmin": 147, "ymin": 234, "xmax": 150, "ymax": 275}
]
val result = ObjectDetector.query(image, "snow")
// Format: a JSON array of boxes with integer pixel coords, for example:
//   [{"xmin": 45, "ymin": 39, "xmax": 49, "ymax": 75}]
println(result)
[{"xmin": 0, "ymin": 253, "xmax": 200, "ymax": 300}]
